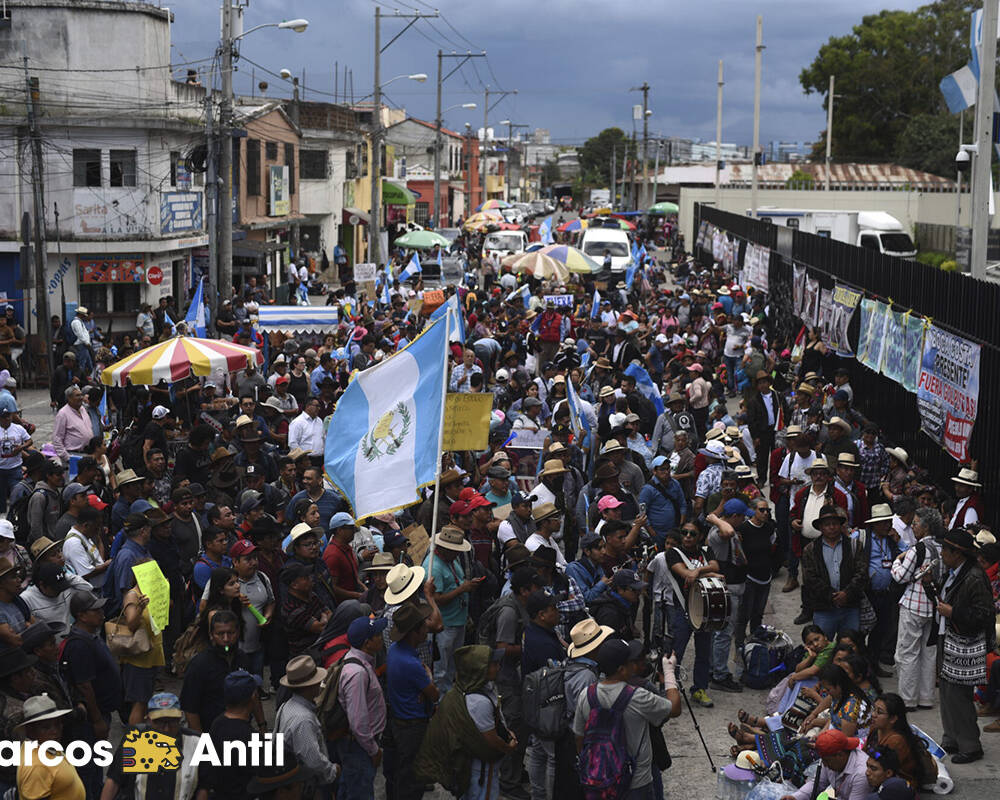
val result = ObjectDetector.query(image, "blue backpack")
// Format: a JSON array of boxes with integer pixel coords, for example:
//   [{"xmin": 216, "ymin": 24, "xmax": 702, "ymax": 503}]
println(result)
[
  {"xmin": 741, "ymin": 627, "xmax": 794, "ymax": 689},
  {"xmin": 577, "ymin": 684, "xmax": 635, "ymax": 800}
]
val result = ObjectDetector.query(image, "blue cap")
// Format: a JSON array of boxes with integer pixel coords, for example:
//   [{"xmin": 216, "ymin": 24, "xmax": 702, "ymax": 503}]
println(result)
[
  {"xmin": 651, "ymin": 455, "xmax": 670, "ymax": 469},
  {"xmin": 723, "ymin": 498, "xmax": 751, "ymax": 517},
  {"xmin": 224, "ymin": 669, "xmax": 262, "ymax": 705},
  {"xmin": 329, "ymin": 512, "xmax": 357, "ymax": 531},
  {"xmin": 347, "ymin": 616, "xmax": 389, "ymax": 648},
  {"xmin": 130, "ymin": 499, "xmax": 153, "ymax": 514},
  {"xmin": 147, "ymin": 692, "xmax": 182, "ymax": 719}
]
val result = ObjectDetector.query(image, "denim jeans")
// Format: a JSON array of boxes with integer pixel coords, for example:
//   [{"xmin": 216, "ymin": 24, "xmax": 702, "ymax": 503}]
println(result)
[
  {"xmin": 433, "ymin": 624, "xmax": 466, "ymax": 693},
  {"xmin": 335, "ymin": 738, "xmax": 377, "ymax": 800},
  {"xmin": 241, "ymin": 648, "xmax": 265, "ymax": 681},
  {"xmin": 461, "ymin": 758, "xmax": 500, "ymax": 800},
  {"xmin": 0, "ymin": 466, "xmax": 20, "ymax": 513},
  {"xmin": 666, "ymin": 604, "xmax": 711, "ymax": 691},
  {"xmin": 526, "ymin": 736, "xmax": 556, "ymax": 800},
  {"xmin": 812, "ymin": 607, "xmax": 860, "ymax": 640},
  {"xmin": 723, "ymin": 354, "xmax": 739, "ymax": 393},
  {"xmin": 712, "ymin": 582, "xmax": 745, "ymax": 680}
]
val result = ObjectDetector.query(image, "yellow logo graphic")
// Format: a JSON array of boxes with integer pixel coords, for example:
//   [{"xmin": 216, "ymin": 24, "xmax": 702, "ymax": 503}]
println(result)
[{"xmin": 121, "ymin": 730, "xmax": 181, "ymax": 773}]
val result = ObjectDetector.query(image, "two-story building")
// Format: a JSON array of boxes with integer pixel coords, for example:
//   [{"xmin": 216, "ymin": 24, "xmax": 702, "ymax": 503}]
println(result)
[{"xmin": 0, "ymin": 0, "xmax": 209, "ymax": 339}]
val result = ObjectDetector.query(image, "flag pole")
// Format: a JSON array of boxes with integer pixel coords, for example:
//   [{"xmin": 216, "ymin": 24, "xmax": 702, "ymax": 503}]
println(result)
[{"xmin": 426, "ymin": 308, "xmax": 452, "ymax": 570}]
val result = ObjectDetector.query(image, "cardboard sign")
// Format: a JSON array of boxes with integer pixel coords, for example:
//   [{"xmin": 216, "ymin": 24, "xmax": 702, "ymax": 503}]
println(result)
[
  {"xmin": 443, "ymin": 393, "xmax": 492, "ymax": 450},
  {"xmin": 403, "ymin": 523, "xmax": 430, "ymax": 566},
  {"xmin": 422, "ymin": 289, "xmax": 445, "ymax": 314},
  {"xmin": 354, "ymin": 262, "xmax": 378, "ymax": 283}
]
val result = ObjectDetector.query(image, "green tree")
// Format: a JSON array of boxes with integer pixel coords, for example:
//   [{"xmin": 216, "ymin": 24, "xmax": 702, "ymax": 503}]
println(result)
[
  {"xmin": 578, "ymin": 127, "xmax": 630, "ymax": 185},
  {"xmin": 800, "ymin": 0, "xmax": 973, "ymax": 162},
  {"xmin": 895, "ymin": 113, "xmax": 961, "ymax": 176}
]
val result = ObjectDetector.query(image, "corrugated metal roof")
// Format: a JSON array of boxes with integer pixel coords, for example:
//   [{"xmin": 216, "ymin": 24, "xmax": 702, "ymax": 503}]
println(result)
[{"xmin": 723, "ymin": 162, "xmax": 952, "ymax": 189}]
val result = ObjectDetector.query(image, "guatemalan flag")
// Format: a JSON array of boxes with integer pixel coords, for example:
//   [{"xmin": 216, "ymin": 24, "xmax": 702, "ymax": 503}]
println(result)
[
  {"xmin": 623, "ymin": 361, "xmax": 664, "ymax": 415},
  {"xmin": 325, "ymin": 311, "xmax": 450, "ymax": 519},
  {"xmin": 539, "ymin": 215, "xmax": 554, "ymax": 245},
  {"xmin": 184, "ymin": 277, "xmax": 207, "ymax": 337},
  {"xmin": 506, "ymin": 284, "xmax": 531, "ymax": 310},
  {"xmin": 566, "ymin": 375, "xmax": 590, "ymax": 435},
  {"xmin": 625, "ymin": 262, "xmax": 639, "ymax": 290},
  {"xmin": 430, "ymin": 293, "xmax": 465, "ymax": 343},
  {"xmin": 400, "ymin": 253, "xmax": 422, "ymax": 282},
  {"xmin": 163, "ymin": 310, "xmax": 177, "ymax": 336},
  {"xmin": 591, "ymin": 289, "xmax": 601, "ymax": 319}
]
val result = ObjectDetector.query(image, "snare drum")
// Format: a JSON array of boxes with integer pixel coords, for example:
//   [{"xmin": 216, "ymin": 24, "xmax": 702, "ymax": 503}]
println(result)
[{"xmin": 687, "ymin": 577, "xmax": 731, "ymax": 632}]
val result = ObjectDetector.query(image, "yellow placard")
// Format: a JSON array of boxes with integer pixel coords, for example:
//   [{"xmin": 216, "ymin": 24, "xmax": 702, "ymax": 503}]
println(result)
[
  {"xmin": 443, "ymin": 393, "xmax": 492, "ymax": 450},
  {"xmin": 132, "ymin": 561, "xmax": 170, "ymax": 632}
]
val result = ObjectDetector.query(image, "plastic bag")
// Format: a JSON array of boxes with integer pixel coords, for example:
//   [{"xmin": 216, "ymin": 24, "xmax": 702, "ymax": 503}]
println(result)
[{"xmin": 746, "ymin": 779, "xmax": 798, "ymax": 800}]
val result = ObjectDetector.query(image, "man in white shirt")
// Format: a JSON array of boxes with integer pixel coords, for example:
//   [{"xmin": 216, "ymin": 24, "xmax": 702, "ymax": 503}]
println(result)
[
  {"xmin": 287, "ymin": 397, "xmax": 324, "ymax": 457},
  {"xmin": 70, "ymin": 307, "xmax": 93, "ymax": 372},
  {"xmin": 0, "ymin": 408, "xmax": 31, "ymax": 512},
  {"xmin": 62, "ymin": 507, "xmax": 110, "ymax": 589},
  {"xmin": 524, "ymin": 503, "xmax": 566, "ymax": 567},
  {"xmin": 891, "ymin": 497, "xmax": 917, "ymax": 548}
]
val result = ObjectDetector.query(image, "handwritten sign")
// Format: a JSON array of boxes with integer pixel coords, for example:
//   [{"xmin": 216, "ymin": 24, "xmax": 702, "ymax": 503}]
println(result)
[
  {"xmin": 403, "ymin": 523, "xmax": 430, "ymax": 566},
  {"xmin": 132, "ymin": 561, "xmax": 170, "ymax": 632},
  {"xmin": 443, "ymin": 393, "xmax": 492, "ymax": 450},
  {"xmin": 354, "ymin": 262, "xmax": 377, "ymax": 283},
  {"xmin": 422, "ymin": 289, "xmax": 445, "ymax": 314},
  {"xmin": 543, "ymin": 295, "xmax": 574, "ymax": 307}
]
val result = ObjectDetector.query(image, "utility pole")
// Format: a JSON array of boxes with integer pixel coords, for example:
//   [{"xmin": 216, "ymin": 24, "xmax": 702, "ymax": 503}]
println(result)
[
  {"xmin": 480, "ymin": 86, "xmax": 516, "ymax": 206},
  {"xmin": 22, "ymin": 47, "xmax": 52, "ymax": 379},
  {"xmin": 825, "ymin": 74, "xmax": 835, "ymax": 191},
  {"xmin": 651, "ymin": 139, "xmax": 661, "ymax": 204},
  {"xmin": 750, "ymin": 15, "xmax": 763, "ymax": 218},
  {"xmin": 371, "ymin": 7, "xmax": 437, "ymax": 263},
  {"xmin": 971, "ymin": 0, "xmax": 997, "ymax": 280},
  {"xmin": 205, "ymin": 94, "xmax": 219, "ymax": 330},
  {"xmin": 434, "ymin": 50, "xmax": 485, "ymax": 228},
  {"xmin": 630, "ymin": 82, "xmax": 650, "ymax": 208},
  {"xmin": 219, "ymin": 0, "xmax": 234, "ymax": 307},
  {"xmin": 715, "ymin": 60, "xmax": 723, "ymax": 208}
]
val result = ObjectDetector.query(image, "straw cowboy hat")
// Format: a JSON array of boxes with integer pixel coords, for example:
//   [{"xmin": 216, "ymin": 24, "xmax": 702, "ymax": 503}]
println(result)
[
  {"xmin": 566, "ymin": 619, "xmax": 615, "ymax": 658},
  {"xmin": 116, "ymin": 469, "xmax": 144, "ymax": 487},
  {"xmin": 952, "ymin": 467, "xmax": 982, "ymax": 488},
  {"xmin": 279, "ymin": 655, "xmax": 328, "ymax": 689},
  {"xmin": 539, "ymin": 459, "xmax": 567, "ymax": 477},
  {"xmin": 364, "ymin": 553, "xmax": 396, "ymax": 572},
  {"xmin": 806, "ymin": 456, "xmax": 831, "ymax": 473},
  {"xmin": 885, "ymin": 447, "xmax": 909, "ymax": 466},
  {"xmin": 864, "ymin": 504, "xmax": 895, "ymax": 525},
  {"xmin": 383, "ymin": 563, "xmax": 426, "ymax": 605},
  {"xmin": 432, "ymin": 527, "xmax": 472, "ymax": 553},
  {"xmin": 14, "ymin": 694, "xmax": 72, "ymax": 734}
]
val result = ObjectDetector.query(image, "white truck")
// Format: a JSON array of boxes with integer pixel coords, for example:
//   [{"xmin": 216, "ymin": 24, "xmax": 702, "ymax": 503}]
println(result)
[{"xmin": 752, "ymin": 208, "xmax": 918, "ymax": 258}]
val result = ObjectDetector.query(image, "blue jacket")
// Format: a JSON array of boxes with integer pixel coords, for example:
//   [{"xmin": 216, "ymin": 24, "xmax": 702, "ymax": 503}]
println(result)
[
  {"xmin": 638, "ymin": 478, "xmax": 687, "ymax": 542},
  {"xmin": 565, "ymin": 556, "xmax": 608, "ymax": 603}
]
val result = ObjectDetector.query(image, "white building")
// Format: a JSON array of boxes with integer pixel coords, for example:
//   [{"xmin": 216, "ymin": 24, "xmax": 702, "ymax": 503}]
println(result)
[{"xmin": 0, "ymin": 0, "xmax": 208, "ymax": 336}]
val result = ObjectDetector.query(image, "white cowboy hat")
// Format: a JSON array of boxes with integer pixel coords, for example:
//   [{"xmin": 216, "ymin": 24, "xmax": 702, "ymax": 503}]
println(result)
[
  {"xmin": 566, "ymin": 619, "xmax": 615, "ymax": 658},
  {"xmin": 383, "ymin": 563, "xmax": 426, "ymax": 605},
  {"xmin": 864, "ymin": 504, "xmax": 895, "ymax": 525},
  {"xmin": 952, "ymin": 467, "xmax": 981, "ymax": 488},
  {"xmin": 885, "ymin": 447, "xmax": 909, "ymax": 466}
]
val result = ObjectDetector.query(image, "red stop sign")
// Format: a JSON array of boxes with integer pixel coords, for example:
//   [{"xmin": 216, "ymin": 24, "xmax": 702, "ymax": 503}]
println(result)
[{"xmin": 147, "ymin": 266, "xmax": 163, "ymax": 285}]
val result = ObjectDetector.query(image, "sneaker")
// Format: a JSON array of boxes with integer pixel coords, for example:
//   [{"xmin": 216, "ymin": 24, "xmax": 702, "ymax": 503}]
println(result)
[
  {"xmin": 691, "ymin": 688, "xmax": 714, "ymax": 708},
  {"xmin": 711, "ymin": 676, "xmax": 744, "ymax": 693},
  {"xmin": 793, "ymin": 610, "xmax": 811, "ymax": 625}
]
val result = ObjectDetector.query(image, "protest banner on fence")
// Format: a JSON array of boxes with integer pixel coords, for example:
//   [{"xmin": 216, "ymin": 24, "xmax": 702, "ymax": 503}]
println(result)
[
  {"xmin": 881, "ymin": 309, "xmax": 908, "ymax": 385},
  {"xmin": 916, "ymin": 323, "xmax": 980, "ymax": 461},
  {"xmin": 802, "ymin": 277, "xmax": 820, "ymax": 327},
  {"xmin": 793, "ymin": 264, "xmax": 807, "ymax": 316},
  {"xmin": 857, "ymin": 298, "xmax": 888, "ymax": 372},
  {"xmin": 901, "ymin": 314, "xmax": 925, "ymax": 392},
  {"xmin": 829, "ymin": 284, "xmax": 863, "ymax": 356},
  {"xmin": 818, "ymin": 288, "xmax": 835, "ymax": 344}
]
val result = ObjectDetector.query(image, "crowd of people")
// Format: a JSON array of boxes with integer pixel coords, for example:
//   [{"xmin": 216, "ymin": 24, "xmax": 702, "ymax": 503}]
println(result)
[{"xmin": 0, "ymin": 229, "xmax": 994, "ymax": 800}]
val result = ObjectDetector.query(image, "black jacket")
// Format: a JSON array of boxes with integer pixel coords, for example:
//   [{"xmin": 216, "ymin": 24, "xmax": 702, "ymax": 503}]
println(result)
[
  {"xmin": 801, "ymin": 534, "xmax": 868, "ymax": 612},
  {"xmin": 589, "ymin": 591, "xmax": 637, "ymax": 640},
  {"xmin": 744, "ymin": 388, "xmax": 788, "ymax": 440}
]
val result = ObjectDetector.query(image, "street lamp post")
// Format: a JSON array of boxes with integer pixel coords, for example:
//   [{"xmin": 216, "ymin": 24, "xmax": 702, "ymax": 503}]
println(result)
[
  {"xmin": 433, "ymin": 101, "xmax": 476, "ymax": 227},
  {"xmin": 499, "ymin": 120, "xmax": 528, "ymax": 203},
  {"xmin": 218, "ymin": 8, "xmax": 308, "ymax": 322}
]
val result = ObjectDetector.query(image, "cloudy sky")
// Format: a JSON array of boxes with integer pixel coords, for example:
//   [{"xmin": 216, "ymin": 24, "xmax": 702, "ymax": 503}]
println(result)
[{"xmin": 169, "ymin": 0, "xmax": 927, "ymax": 149}]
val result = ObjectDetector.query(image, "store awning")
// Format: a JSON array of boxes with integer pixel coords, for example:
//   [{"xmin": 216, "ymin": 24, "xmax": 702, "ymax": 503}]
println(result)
[
  {"xmin": 382, "ymin": 180, "xmax": 415, "ymax": 206},
  {"xmin": 343, "ymin": 207, "xmax": 370, "ymax": 226},
  {"xmin": 256, "ymin": 305, "xmax": 341, "ymax": 334}
]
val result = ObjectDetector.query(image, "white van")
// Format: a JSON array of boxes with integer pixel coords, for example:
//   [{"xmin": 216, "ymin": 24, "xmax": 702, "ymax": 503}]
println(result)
[
  {"xmin": 482, "ymin": 230, "xmax": 527, "ymax": 260},
  {"xmin": 580, "ymin": 227, "xmax": 631, "ymax": 272}
]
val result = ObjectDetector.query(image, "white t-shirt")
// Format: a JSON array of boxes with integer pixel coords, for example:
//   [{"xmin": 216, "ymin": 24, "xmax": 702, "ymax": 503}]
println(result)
[
  {"xmin": 0, "ymin": 423, "xmax": 30, "ymax": 470},
  {"xmin": 779, "ymin": 451, "xmax": 815, "ymax": 486},
  {"xmin": 646, "ymin": 551, "xmax": 675, "ymax": 605},
  {"xmin": 62, "ymin": 528, "xmax": 106, "ymax": 589},
  {"xmin": 723, "ymin": 324, "xmax": 751, "ymax": 358},
  {"xmin": 525, "ymin": 533, "xmax": 566, "ymax": 567}
]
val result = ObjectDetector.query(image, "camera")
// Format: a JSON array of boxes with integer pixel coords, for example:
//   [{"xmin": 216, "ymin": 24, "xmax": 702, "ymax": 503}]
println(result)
[{"xmin": 955, "ymin": 148, "xmax": 971, "ymax": 174}]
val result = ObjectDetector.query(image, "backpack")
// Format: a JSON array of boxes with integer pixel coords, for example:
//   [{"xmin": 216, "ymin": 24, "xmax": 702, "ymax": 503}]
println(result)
[
  {"xmin": 522, "ymin": 661, "xmax": 595, "ymax": 740},
  {"xmin": 314, "ymin": 657, "xmax": 364, "ymax": 740},
  {"xmin": 8, "ymin": 482, "xmax": 39, "ymax": 544},
  {"xmin": 916, "ymin": 738, "xmax": 939, "ymax": 788},
  {"xmin": 888, "ymin": 541, "xmax": 926, "ymax": 604},
  {"xmin": 476, "ymin": 595, "xmax": 520, "ymax": 646},
  {"xmin": 740, "ymin": 627, "xmax": 794, "ymax": 689},
  {"xmin": 577, "ymin": 684, "xmax": 636, "ymax": 800}
]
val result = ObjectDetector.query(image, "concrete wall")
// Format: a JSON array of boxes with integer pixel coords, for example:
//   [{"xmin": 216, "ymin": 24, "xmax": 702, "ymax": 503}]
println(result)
[
  {"xmin": 298, "ymin": 138, "xmax": 349, "ymax": 255},
  {"xmin": 678, "ymin": 186, "xmax": 977, "ymax": 250}
]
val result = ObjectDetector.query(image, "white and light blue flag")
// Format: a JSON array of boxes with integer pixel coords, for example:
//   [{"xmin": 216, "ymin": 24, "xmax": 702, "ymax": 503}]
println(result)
[
  {"xmin": 400, "ymin": 253, "xmax": 422, "ymax": 281},
  {"xmin": 430, "ymin": 293, "xmax": 466, "ymax": 343},
  {"xmin": 591, "ymin": 289, "xmax": 601, "ymax": 319},
  {"xmin": 325, "ymin": 312, "xmax": 450, "ymax": 519},
  {"xmin": 623, "ymin": 361, "xmax": 664, "ymax": 415},
  {"xmin": 506, "ymin": 283, "xmax": 531, "ymax": 309},
  {"xmin": 184, "ymin": 277, "xmax": 207, "ymax": 337},
  {"xmin": 566, "ymin": 376, "xmax": 591, "ymax": 436},
  {"xmin": 539, "ymin": 216, "xmax": 554, "ymax": 245}
]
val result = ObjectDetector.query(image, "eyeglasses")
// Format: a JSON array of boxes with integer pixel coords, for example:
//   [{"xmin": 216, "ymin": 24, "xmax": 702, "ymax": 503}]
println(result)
[{"xmin": 755, "ymin": 506, "xmax": 770, "ymax": 512}]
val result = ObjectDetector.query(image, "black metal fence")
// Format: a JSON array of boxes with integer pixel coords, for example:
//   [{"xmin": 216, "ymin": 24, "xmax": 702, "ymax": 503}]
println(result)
[{"xmin": 694, "ymin": 204, "xmax": 1000, "ymax": 519}]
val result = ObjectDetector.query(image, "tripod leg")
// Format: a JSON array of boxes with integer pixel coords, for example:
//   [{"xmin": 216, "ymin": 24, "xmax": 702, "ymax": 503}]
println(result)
[{"xmin": 678, "ymin": 685, "xmax": 717, "ymax": 772}]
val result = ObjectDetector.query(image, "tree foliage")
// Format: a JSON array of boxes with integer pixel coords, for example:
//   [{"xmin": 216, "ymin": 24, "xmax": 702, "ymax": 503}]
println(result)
[
  {"xmin": 578, "ymin": 127, "xmax": 631, "ymax": 185},
  {"xmin": 895, "ymin": 113, "xmax": 961, "ymax": 176},
  {"xmin": 800, "ymin": 0, "xmax": 974, "ymax": 171}
]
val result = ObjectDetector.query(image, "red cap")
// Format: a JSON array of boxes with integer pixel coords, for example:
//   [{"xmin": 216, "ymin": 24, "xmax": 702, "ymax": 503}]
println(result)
[
  {"xmin": 87, "ymin": 493, "xmax": 109, "ymax": 511},
  {"xmin": 813, "ymin": 729, "xmax": 860, "ymax": 757},
  {"xmin": 275, "ymin": 374, "xmax": 291, "ymax": 385},
  {"xmin": 230, "ymin": 540, "xmax": 258, "ymax": 559},
  {"xmin": 449, "ymin": 500, "xmax": 471, "ymax": 517}
]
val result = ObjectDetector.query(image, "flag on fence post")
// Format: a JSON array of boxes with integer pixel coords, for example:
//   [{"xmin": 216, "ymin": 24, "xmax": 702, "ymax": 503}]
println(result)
[
  {"xmin": 623, "ymin": 362, "xmax": 664, "ymax": 415},
  {"xmin": 325, "ymin": 312, "xmax": 450, "ymax": 519},
  {"xmin": 184, "ymin": 277, "xmax": 207, "ymax": 337}
]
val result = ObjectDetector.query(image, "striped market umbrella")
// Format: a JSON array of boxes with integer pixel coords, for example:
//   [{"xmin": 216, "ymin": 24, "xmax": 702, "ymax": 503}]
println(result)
[
  {"xmin": 501, "ymin": 251, "xmax": 570, "ymax": 282},
  {"xmin": 101, "ymin": 336, "xmax": 263, "ymax": 387},
  {"xmin": 476, "ymin": 199, "xmax": 511, "ymax": 211},
  {"xmin": 463, "ymin": 210, "xmax": 503, "ymax": 232},
  {"xmin": 538, "ymin": 244, "xmax": 603, "ymax": 274},
  {"xmin": 556, "ymin": 218, "xmax": 587, "ymax": 233}
]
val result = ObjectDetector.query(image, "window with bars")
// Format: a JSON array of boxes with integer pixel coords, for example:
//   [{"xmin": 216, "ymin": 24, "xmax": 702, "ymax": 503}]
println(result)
[
  {"xmin": 247, "ymin": 139, "xmax": 261, "ymax": 196},
  {"xmin": 73, "ymin": 149, "xmax": 101, "ymax": 187},
  {"xmin": 265, "ymin": 141, "xmax": 278, "ymax": 160},
  {"xmin": 300, "ymin": 149, "xmax": 327, "ymax": 180},
  {"xmin": 109, "ymin": 150, "xmax": 136, "ymax": 187}
]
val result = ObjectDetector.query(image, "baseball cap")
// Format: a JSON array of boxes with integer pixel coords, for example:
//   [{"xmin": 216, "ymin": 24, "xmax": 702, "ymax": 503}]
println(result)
[
  {"xmin": 876, "ymin": 778, "xmax": 915, "ymax": 800},
  {"xmin": 511, "ymin": 491, "xmax": 534, "ymax": 507},
  {"xmin": 449, "ymin": 500, "xmax": 471, "ymax": 517},
  {"xmin": 35, "ymin": 563, "xmax": 70, "ymax": 591},
  {"xmin": 276, "ymin": 374, "xmax": 291, "ymax": 385},
  {"xmin": 597, "ymin": 495, "xmax": 624, "ymax": 512},
  {"xmin": 0, "ymin": 520, "xmax": 13, "ymax": 540},
  {"xmin": 329, "ymin": 512, "xmax": 357, "ymax": 531},
  {"xmin": 525, "ymin": 590, "xmax": 557, "ymax": 618},
  {"xmin": 651, "ymin": 455, "xmax": 670, "ymax": 469},
  {"xmin": 813, "ymin": 729, "xmax": 860, "ymax": 757},
  {"xmin": 611, "ymin": 569, "xmax": 643, "ymax": 592},
  {"xmin": 151, "ymin": 405, "xmax": 171, "ymax": 420},
  {"xmin": 239, "ymin": 494, "xmax": 263, "ymax": 515},
  {"xmin": 224, "ymin": 670, "xmax": 263, "ymax": 705},
  {"xmin": 86, "ymin": 494, "xmax": 109, "ymax": 511},
  {"xmin": 62, "ymin": 483, "xmax": 87, "ymax": 503},
  {"xmin": 147, "ymin": 693, "xmax": 183, "ymax": 720},
  {"xmin": 595, "ymin": 638, "xmax": 630, "ymax": 674},
  {"xmin": 722, "ymin": 498, "xmax": 752, "ymax": 517},
  {"xmin": 70, "ymin": 591, "xmax": 107, "ymax": 617},
  {"xmin": 580, "ymin": 532, "xmax": 603, "ymax": 550},
  {"xmin": 230, "ymin": 540, "xmax": 257, "ymax": 559},
  {"xmin": 347, "ymin": 616, "xmax": 389, "ymax": 648}
]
